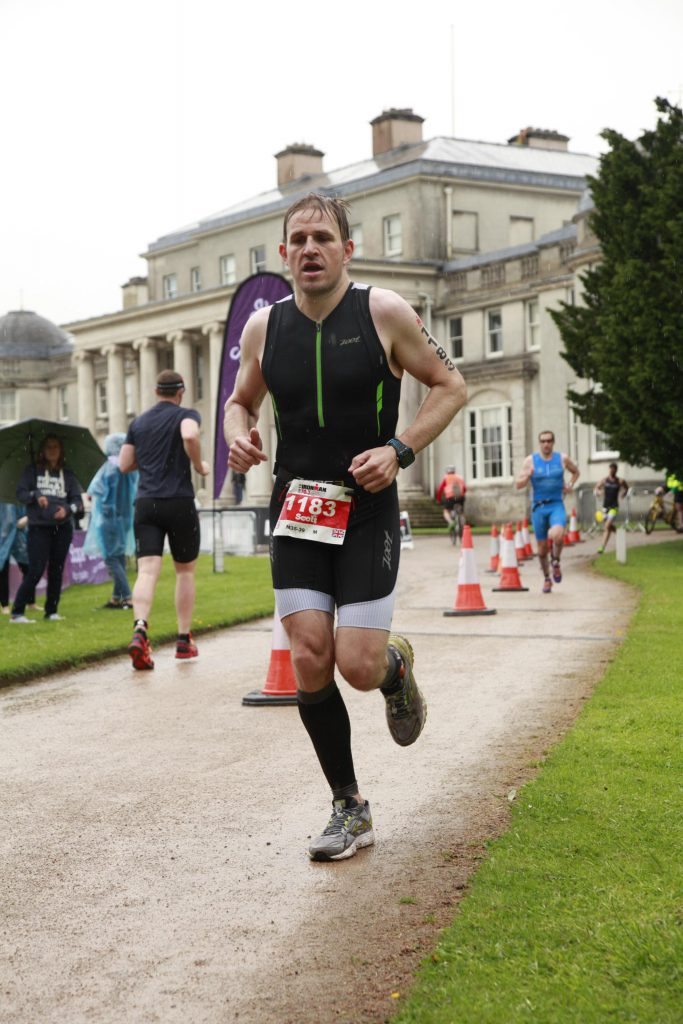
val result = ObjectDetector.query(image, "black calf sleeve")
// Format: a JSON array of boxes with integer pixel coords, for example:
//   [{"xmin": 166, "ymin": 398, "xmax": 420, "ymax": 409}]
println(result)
[{"xmin": 297, "ymin": 681, "xmax": 358, "ymax": 799}]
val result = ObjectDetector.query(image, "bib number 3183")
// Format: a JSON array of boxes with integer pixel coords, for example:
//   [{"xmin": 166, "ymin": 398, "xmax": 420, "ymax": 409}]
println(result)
[{"xmin": 273, "ymin": 478, "xmax": 353, "ymax": 545}]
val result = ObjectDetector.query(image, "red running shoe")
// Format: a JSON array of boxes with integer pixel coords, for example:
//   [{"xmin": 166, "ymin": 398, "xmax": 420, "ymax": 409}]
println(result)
[
  {"xmin": 175, "ymin": 633, "xmax": 199, "ymax": 660},
  {"xmin": 128, "ymin": 631, "xmax": 154, "ymax": 670}
]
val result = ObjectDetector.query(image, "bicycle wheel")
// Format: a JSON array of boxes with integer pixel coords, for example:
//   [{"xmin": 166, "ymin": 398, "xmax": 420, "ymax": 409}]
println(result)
[{"xmin": 644, "ymin": 508, "xmax": 658, "ymax": 535}]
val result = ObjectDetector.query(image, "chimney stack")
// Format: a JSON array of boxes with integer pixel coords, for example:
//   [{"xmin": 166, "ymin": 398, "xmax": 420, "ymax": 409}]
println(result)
[
  {"xmin": 507, "ymin": 127, "xmax": 569, "ymax": 151},
  {"xmin": 370, "ymin": 108, "xmax": 424, "ymax": 157},
  {"xmin": 275, "ymin": 143, "xmax": 324, "ymax": 187}
]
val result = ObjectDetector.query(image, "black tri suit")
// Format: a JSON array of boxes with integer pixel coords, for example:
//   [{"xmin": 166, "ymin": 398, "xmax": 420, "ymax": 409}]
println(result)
[{"xmin": 262, "ymin": 283, "xmax": 402, "ymax": 625}]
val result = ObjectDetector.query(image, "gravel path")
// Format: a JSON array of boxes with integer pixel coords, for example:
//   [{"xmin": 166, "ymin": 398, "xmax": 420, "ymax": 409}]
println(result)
[{"xmin": 1, "ymin": 533, "xmax": 640, "ymax": 1023}]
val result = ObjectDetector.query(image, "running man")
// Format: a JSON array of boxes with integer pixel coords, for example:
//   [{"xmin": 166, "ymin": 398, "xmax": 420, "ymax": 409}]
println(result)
[
  {"xmin": 516, "ymin": 430, "xmax": 579, "ymax": 593},
  {"xmin": 224, "ymin": 193, "xmax": 466, "ymax": 861},
  {"xmin": 594, "ymin": 463, "xmax": 628, "ymax": 553},
  {"xmin": 120, "ymin": 370, "xmax": 210, "ymax": 669},
  {"xmin": 435, "ymin": 465, "xmax": 466, "ymax": 533}
]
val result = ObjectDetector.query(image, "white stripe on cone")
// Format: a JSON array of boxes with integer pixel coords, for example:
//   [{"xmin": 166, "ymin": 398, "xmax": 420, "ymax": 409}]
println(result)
[
  {"xmin": 514, "ymin": 521, "xmax": 526, "ymax": 562},
  {"xmin": 493, "ymin": 523, "xmax": 529, "ymax": 592},
  {"xmin": 445, "ymin": 525, "xmax": 496, "ymax": 615},
  {"xmin": 486, "ymin": 524, "xmax": 500, "ymax": 572}
]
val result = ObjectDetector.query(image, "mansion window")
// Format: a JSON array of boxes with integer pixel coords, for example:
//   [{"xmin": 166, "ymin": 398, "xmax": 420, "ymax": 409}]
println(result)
[
  {"xmin": 0, "ymin": 389, "xmax": 16, "ymax": 423},
  {"xmin": 96, "ymin": 380, "xmax": 108, "ymax": 418},
  {"xmin": 383, "ymin": 214, "xmax": 402, "ymax": 256},
  {"xmin": 350, "ymin": 224, "xmax": 363, "ymax": 258},
  {"xmin": 58, "ymin": 385, "xmax": 69, "ymax": 421},
  {"xmin": 250, "ymin": 245, "xmax": 266, "ymax": 274},
  {"xmin": 452, "ymin": 210, "xmax": 478, "ymax": 252},
  {"xmin": 592, "ymin": 427, "xmax": 618, "ymax": 460},
  {"xmin": 220, "ymin": 254, "xmax": 236, "ymax": 286},
  {"xmin": 469, "ymin": 405, "xmax": 513, "ymax": 482},
  {"xmin": 190, "ymin": 267, "xmax": 202, "ymax": 293},
  {"xmin": 509, "ymin": 216, "xmax": 534, "ymax": 246},
  {"xmin": 526, "ymin": 299, "xmax": 540, "ymax": 350},
  {"xmin": 162, "ymin": 273, "xmax": 178, "ymax": 300},
  {"xmin": 448, "ymin": 316, "xmax": 463, "ymax": 361},
  {"xmin": 486, "ymin": 308, "xmax": 503, "ymax": 357}
]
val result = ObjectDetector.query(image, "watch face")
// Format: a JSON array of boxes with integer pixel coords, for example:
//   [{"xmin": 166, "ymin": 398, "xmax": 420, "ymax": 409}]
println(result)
[
  {"xmin": 399, "ymin": 446, "xmax": 415, "ymax": 468},
  {"xmin": 389, "ymin": 439, "xmax": 414, "ymax": 468}
]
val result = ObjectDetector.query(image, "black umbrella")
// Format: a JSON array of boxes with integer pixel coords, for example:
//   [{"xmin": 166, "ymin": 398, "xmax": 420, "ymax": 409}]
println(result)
[{"xmin": 0, "ymin": 418, "xmax": 106, "ymax": 503}]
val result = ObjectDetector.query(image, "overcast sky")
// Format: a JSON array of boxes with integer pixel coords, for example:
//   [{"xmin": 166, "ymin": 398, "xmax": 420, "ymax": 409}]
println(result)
[{"xmin": 2, "ymin": 0, "xmax": 681, "ymax": 327}]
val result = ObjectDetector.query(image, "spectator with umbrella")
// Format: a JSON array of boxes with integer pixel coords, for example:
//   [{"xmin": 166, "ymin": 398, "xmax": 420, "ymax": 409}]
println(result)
[{"xmin": 10, "ymin": 434, "xmax": 85, "ymax": 623}]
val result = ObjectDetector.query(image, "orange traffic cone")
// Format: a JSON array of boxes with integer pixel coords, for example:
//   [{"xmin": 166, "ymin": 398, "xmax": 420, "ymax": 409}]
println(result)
[
  {"xmin": 242, "ymin": 610, "xmax": 298, "ymax": 706},
  {"xmin": 514, "ymin": 521, "xmax": 527, "ymax": 562},
  {"xmin": 485, "ymin": 523, "xmax": 500, "ymax": 573},
  {"xmin": 444, "ymin": 525, "xmax": 496, "ymax": 616},
  {"xmin": 493, "ymin": 523, "xmax": 529, "ymax": 592},
  {"xmin": 568, "ymin": 507, "xmax": 582, "ymax": 543},
  {"xmin": 563, "ymin": 529, "xmax": 574, "ymax": 547},
  {"xmin": 522, "ymin": 518, "xmax": 534, "ymax": 558}
]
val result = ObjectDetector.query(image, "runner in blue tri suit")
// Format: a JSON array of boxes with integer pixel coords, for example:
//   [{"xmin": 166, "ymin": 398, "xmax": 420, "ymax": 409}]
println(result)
[{"xmin": 516, "ymin": 430, "xmax": 579, "ymax": 593}]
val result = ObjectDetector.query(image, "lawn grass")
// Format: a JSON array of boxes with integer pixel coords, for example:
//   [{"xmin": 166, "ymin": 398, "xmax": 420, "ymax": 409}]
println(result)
[
  {"xmin": 393, "ymin": 540, "xmax": 683, "ymax": 1024},
  {"xmin": 0, "ymin": 554, "xmax": 274, "ymax": 685}
]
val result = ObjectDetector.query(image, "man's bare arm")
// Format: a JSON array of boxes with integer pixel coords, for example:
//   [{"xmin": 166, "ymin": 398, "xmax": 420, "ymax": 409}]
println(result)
[
  {"xmin": 223, "ymin": 308, "xmax": 270, "ymax": 473},
  {"xmin": 180, "ymin": 418, "xmax": 210, "ymax": 476},
  {"xmin": 119, "ymin": 443, "xmax": 137, "ymax": 473},
  {"xmin": 349, "ymin": 289, "xmax": 467, "ymax": 493},
  {"xmin": 515, "ymin": 455, "xmax": 534, "ymax": 490},
  {"xmin": 562, "ymin": 453, "xmax": 580, "ymax": 490}
]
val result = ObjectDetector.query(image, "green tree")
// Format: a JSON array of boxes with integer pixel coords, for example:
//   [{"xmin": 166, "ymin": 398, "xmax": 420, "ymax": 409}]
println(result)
[{"xmin": 552, "ymin": 97, "xmax": 683, "ymax": 474}]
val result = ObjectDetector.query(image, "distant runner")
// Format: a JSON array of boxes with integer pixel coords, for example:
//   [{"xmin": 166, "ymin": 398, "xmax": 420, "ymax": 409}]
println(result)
[
  {"xmin": 516, "ymin": 430, "xmax": 579, "ymax": 593},
  {"xmin": 594, "ymin": 463, "xmax": 628, "ymax": 554}
]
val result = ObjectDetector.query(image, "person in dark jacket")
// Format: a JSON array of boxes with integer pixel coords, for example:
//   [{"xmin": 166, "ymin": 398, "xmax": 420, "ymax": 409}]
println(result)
[{"xmin": 10, "ymin": 434, "xmax": 83, "ymax": 623}]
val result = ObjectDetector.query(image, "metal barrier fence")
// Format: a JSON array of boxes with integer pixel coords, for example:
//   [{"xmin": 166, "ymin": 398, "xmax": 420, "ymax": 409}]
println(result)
[{"xmin": 575, "ymin": 482, "xmax": 662, "ymax": 534}]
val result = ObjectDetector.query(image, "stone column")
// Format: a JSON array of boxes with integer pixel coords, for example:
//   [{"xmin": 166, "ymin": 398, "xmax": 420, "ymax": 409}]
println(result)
[
  {"xmin": 132, "ymin": 337, "xmax": 158, "ymax": 412},
  {"xmin": 168, "ymin": 330, "xmax": 194, "ymax": 404},
  {"xmin": 73, "ymin": 350, "xmax": 96, "ymax": 433},
  {"xmin": 101, "ymin": 344, "xmax": 127, "ymax": 434}
]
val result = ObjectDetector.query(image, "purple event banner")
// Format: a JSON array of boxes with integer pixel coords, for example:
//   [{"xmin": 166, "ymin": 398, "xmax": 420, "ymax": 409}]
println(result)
[
  {"xmin": 6, "ymin": 529, "xmax": 110, "ymax": 601},
  {"xmin": 213, "ymin": 273, "xmax": 292, "ymax": 499}
]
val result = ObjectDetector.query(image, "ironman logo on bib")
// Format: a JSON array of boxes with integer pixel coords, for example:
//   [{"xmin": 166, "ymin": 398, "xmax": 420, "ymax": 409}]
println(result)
[{"xmin": 273, "ymin": 478, "xmax": 353, "ymax": 545}]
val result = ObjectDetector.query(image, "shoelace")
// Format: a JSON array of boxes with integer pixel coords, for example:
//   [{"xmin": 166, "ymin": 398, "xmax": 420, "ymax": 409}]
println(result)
[
  {"xmin": 386, "ymin": 664, "xmax": 412, "ymax": 720},
  {"xmin": 322, "ymin": 805, "xmax": 360, "ymax": 835}
]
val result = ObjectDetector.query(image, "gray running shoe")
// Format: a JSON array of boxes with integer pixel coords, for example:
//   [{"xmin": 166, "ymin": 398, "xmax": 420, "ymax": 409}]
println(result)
[
  {"xmin": 308, "ymin": 798, "xmax": 375, "ymax": 861},
  {"xmin": 385, "ymin": 635, "xmax": 427, "ymax": 746}
]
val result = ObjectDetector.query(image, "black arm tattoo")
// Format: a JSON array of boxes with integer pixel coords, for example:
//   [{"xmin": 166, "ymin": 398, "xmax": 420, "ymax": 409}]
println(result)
[{"xmin": 419, "ymin": 322, "xmax": 457, "ymax": 371}]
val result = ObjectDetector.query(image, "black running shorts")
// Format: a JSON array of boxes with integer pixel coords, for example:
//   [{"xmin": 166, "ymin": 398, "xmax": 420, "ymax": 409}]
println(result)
[
  {"xmin": 269, "ymin": 480, "xmax": 400, "ymax": 620},
  {"xmin": 134, "ymin": 497, "xmax": 200, "ymax": 563}
]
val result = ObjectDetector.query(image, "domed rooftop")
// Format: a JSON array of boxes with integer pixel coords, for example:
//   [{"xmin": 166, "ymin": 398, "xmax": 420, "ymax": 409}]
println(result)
[{"xmin": 0, "ymin": 310, "xmax": 73, "ymax": 359}]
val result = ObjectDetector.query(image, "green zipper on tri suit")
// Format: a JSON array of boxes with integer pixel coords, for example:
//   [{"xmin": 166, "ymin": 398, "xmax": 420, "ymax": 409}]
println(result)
[
  {"xmin": 315, "ymin": 321, "xmax": 324, "ymax": 427},
  {"xmin": 376, "ymin": 380, "xmax": 384, "ymax": 435}
]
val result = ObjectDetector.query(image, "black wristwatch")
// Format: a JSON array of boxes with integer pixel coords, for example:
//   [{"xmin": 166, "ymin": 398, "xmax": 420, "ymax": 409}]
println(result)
[{"xmin": 386, "ymin": 438, "xmax": 415, "ymax": 469}]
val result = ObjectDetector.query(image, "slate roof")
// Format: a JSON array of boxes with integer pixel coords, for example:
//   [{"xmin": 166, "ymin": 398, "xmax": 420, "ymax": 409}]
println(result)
[
  {"xmin": 0, "ymin": 311, "xmax": 73, "ymax": 359},
  {"xmin": 147, "ymin": 136, "xmax": 598, "ymax": 254}
]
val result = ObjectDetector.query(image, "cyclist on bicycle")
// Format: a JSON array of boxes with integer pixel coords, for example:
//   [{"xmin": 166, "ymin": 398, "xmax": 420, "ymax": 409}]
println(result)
[
  {"xmin": 594, "ymin": 462, "xmax": 628, "ymax": 553},
  {"xmin": 436, "ymin": 465, "xmax": 466, "ymax": 533}
]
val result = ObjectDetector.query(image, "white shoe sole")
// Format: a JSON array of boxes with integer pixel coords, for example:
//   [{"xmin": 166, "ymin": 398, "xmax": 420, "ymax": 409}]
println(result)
[{"xmin": 309, "ymin": 829, "xmax": 375, "ymax": 862}]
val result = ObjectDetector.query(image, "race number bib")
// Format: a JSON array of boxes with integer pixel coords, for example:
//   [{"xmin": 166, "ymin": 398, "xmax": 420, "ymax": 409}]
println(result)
[{"xmin": 273, "ymin": 478, "xmax": 353, "ymax": 545}]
